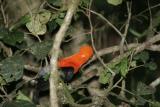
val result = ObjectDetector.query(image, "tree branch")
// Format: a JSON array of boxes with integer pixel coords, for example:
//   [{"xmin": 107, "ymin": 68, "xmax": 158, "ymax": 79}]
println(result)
[
  {"xmin": 49, "ymin": 0, "xmax": 79, "ymax": 107},
  {"xmin": 90, "ymin": 43, "xmax": 160, "ymax": 62},
  {"xmin": 106, "ymin": 33, "xmax": 160, "ymax": 68},
  {"xmin": 149, "ymin": 76, "xmax": 160, "ymax": 88}
]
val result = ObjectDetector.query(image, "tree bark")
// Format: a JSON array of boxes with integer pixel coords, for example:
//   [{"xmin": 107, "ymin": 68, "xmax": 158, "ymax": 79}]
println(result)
[{"xmin": 49, "ymin": 0, "xmax": 80, "ymax": 107}]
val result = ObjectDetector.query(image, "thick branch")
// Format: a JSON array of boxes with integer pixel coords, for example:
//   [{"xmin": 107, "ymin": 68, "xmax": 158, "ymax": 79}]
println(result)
[
  {"xmin": 107, "ymin": 33, "xmax": 160, "ymax": 67},
  {"xmin": 49, "ymin": 0, "xmax": 79, "ymax": 107},
  {"xmin": 90, "ymin": 43, "xmax": 160, "ymax": 62},
  {"xmin": 149, "ymin": 76, "xmax": 160, "ymax": 88}
]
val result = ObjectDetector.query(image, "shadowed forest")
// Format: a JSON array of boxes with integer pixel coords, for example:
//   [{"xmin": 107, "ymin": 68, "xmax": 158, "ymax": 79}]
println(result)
[{"xmin": 0, "ymin": 0, "xmax": 160, "ymax": 107}]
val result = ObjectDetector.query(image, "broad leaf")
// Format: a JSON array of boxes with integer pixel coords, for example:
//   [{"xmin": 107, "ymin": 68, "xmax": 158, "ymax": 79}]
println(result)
[
  {"xmin": 130, "ymin": 61, "xmax": 137, "ymax": 67},
  {"xmin": 0, "ymin": 76, "xmax": 6, "ymax": 85},
  {"xmin": 107, "ymin": 0, "xmax": 123, "ymax": 6},
  {"xmin": 16, "ymin": 91, "xmax": 32, "ymax": 102},
  {"xmin": 145, "ymin": 62, "xmax": 157, "ymax": 71},
  {"xmin": 150, "ymin": 101, "xmax": 160, "ymax": 107},
  {"xmin": 119, "ymin": 57, "xmax": 128, "ymax": 77},
  {"xmin": 0, "ymin": 27, "xmax": 24, "ymax": 46},
  {"xmin": 47, "ymin": 20, "xmax": 58, "ymax": 32},
  {"xmin": 134, "ymin": 51, "xmax": 149, "ymax": 63},
  {"xmin": 29, "ymin": 40, "xmax": 52, "ymax": 59},
  {"xmin": 99, "ymin": 69, "xmax": 112, "ymax": 84},
  {"xmin": 3, "ymin": 30, "xmax": 24, "ymax": 46},
  {"xmin": 39, "ymin": 10, "xmax": 51, "ymax": 24},
  {"xmin": 135, "ymin": 96, "xmax": 146, "ymax": 106},
  {"xmin": 0, "ymin": 27, "xmax": 8, "ymax": 39},
  {"xmin": 1, "ymin": 101, "xmax": 19, "ymax": 107},
  {"xmin": 80, "ymin": 0, "xmax": 90, "ymax": 7},
  {"xmin": 55, "ymin": 18, "xmax": 64, "ymax": 25},
  {"xmin": 26, "ymin": 10, "xmax": 51, "ymax": 36},
  {"xmin": 0, "ymin": 56, "xmax": 24, "ymax": 83},
  {"xmin": 2, "ymin": 100, "xmax": 35, "ymax": 107},
  {"xmin": 152, "ymin": 11, "xmax": 160, "ymax": 28},
  {"xmin": 10, "ymin": 15, "xmax": 30, "ymax": 30},
  {"xmin": 136, "ymin": 82, "xmax": 154, "ymax": 95},
  {"xmin": 47, "ymin": 0, "xmax": 62, "ymax": 6}
]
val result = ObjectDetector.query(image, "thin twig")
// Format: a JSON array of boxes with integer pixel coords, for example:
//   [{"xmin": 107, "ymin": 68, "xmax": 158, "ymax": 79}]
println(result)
[
  {"xmin": 109, "ymin": 92, "xmax": 132, "ymax": 104},
  {"xmin": 0, "ymin": 87, "xmax": 10, "ymax": 100},
  {"xmin": 147, "ymin": 0, "xmax": 153, "ymax": 29},
  {"xmin": 120, "ymin": 1, "xmax": 132, "ymax": 54},
  {"xmin": 105, "ymin": 77, "xmax": 123, "ymax": 94},
  {"xmin": 115, "ymin": 86, "xmax": 136, "ymax": 96},
  {"xmin": 133, "ymin": 3, "xmax": 160, "ymax": 18},
  {"xmin": 116, "ymin": 85, "xmax": 153, "ymax": 104},
  {"xmin": 82, "ymin": 6, "xmax": 123, "ymax": 38},
  {"xmin": 87, "ymin": 0, "xmax": 115, "ymax": 76},
  {"xmin": 119, "ymin": 2, "xmax": 132, "ymax": 98},
  {"xmin": 145, "ymin": 0, "xmax": 154, "ymax": 38},
  {"xmin": 46, "ymin": 1, "xmax": 60, "ymax": 11},
  {"xmin": 120, "ymin": 80, "xmax": 126, "ymax": 97},
  {"xmin": 0, "ymin": 0, "xmax": 8, "ymax": 27}
]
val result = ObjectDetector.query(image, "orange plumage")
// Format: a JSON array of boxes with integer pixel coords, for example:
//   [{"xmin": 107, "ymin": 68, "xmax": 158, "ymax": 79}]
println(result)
[{"xmin": 58, "ymin": 45, "xmax": 93, "ymax": 74}]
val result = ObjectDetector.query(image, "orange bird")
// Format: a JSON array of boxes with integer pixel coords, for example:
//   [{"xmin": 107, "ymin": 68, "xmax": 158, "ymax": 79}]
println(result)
[{"xmin": 58, "ymin": 45, "xmax": 93, "ymax": 74}]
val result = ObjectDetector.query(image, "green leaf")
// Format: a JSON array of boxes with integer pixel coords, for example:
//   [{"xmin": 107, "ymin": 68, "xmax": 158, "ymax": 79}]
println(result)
[
  {"xmin": 0, "ymin": 56, "xmax": 24, "ymax": 83},
  {"xmin": 49, "ymin": 12, "xmax": 65, "ymax": 27},
  {"xmin": 16, "ymin": 91, "xmax": 32, "ymax": 102},
  {"xmin": 47, "ymin": 0, "xmax": 62, "ymax": 6},
  {"xmin": 119, "ymin": 57, "xmax": 128, "ymax": 77},
  {"xmin": 107, "ymin": 0, "xmax": 123, "ymax": 6},
  {"xmin": 59, "ymin": 12, "xmax": 66, "ymax": 18},
  {"xmin": 150, "ymin": 101, "xmax": 160, "ymax": 107},
  {"xmin": 16, "ymin": 100, "xmax": 36, "ymax": 107},
  {"xmin": 152, "ymin": 11, "xmax": 160, "ymax": 28},
  {"xmin": 39, "ymin": 10, "xmax": 52, "ymax": 24},
  {"xmin": 50, "ymin": 13, "xmax": 59, "ymax": 20},
  {"xmin": 80, "ymin": 0, "xmax": 90, "ymax": 7},
  {"xmin": 0, "ymin": 27, "xmax": 24, "ymax": 46},
  {"xmin": 3, "ymin": 30, "xmax": 24, "ymax": 46},
  {"xmin": 10, "ymin": 15, "xmax": 30, "ymax": 30},
  {"xmin": 26, "ymin": 17, "xmax": 46, "ymax": 36},
  {"xmin": 1, "ymin": 101, "xmax": 18, "ymax": 107},
  {"xmin": 134, "ymin": 51, "xmax": 149, "ymax": 63},
  {"xmin": 0, "ymin": 76, "xmax": 6, "ymax": 85},
  {"xmin": 99, "ymin": 69, "xmax": 112, "ymax": 84},
  {"xmin": 2, "ymin": 100, "xmax": 36, "ymax": 107},
  {"xmin": 55, "ymin": 18, "xmax": 64, "ymax": 25},
  {"xmin": 135, "ymin": 96, "xmax": 146, "ymax": 106},
  {"xmin": 130, "ymin": 61, "xmax": 137, "ymax": 67},
  {"xmin": 29, "ymin": 40, "xmax": 52, "ymax": 59},
  {"xmin": 145, "ymin": 62, "xmax": 157, "ymax": 71},
  {"xmin": 47, "ymin": 20, "xmax": 58, "ymax": 32},
  {"xmin": 136, "ymin": 82, "xmax": 154, "ymax": 95},
  {"xmin": 43, "ymin": 72, "xmax": 51, "ymax": 81},
  {"xmin": 0, "ymin": 27, "xmax": 8, "ymax": 39},
  {"xmin": 26, "ymin": 10, "xmax": 51, "ymax": 36}
]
